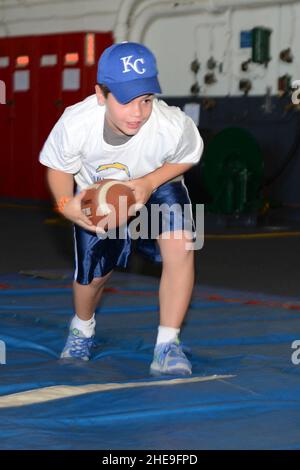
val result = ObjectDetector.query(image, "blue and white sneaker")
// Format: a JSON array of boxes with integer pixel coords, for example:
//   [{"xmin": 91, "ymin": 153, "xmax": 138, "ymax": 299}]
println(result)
[
  {"xmin": 60, "ymin": 328, "xmax": 95, "ymax": 361},
  {"xmin": 150, "ymin": 339, "xmax": 192, "ymax": 376}
]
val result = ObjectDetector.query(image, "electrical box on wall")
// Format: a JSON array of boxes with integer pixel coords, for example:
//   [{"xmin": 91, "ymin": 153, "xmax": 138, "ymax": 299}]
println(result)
[
  {"xmin": 240, "ymin": 31, "xmax": 252, "ymax": 49},
  {"xmin": 251, "ymin": 27, "xmax": 272, "ymax": 65}
]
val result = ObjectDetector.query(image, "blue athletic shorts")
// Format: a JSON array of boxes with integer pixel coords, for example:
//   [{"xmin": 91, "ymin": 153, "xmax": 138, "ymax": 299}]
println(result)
[{"xmin": 73, "ymin": 180, "xmax": 194, "ymax": 284}]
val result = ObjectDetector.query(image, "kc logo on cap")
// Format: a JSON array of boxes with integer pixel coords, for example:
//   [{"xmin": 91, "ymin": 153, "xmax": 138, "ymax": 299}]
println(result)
[
  {"xmin": 97, "ymin": 42, "xmax": 162, "ymax": 104},
  {"xmin": 121, "ymin": 56, "xmax": 146, "ymax": 75}
]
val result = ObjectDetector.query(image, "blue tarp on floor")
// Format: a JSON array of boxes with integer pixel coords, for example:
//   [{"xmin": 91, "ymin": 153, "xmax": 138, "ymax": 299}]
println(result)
[{"xmin": 0, "ymin": 270, "xmax": 300, "ymax": 449}]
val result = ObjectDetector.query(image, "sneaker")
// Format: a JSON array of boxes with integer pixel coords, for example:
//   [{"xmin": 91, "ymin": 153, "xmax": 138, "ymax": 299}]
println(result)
[
  {"xmin": 150, "ymin": 339, "xmax": 192, "ymax": 376},
  {"xmin": 60, "ymin": 328, "xmax": 95, "ymax": 361}
]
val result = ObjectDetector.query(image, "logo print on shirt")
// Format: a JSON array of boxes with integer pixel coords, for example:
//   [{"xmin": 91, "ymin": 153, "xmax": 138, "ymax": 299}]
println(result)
[
  {"xmin": 121, "ymin": 56, "xmax": 146, "ymax": 75},
  {"xmin": 96, "ymin": 162, "xmax": 131, "ymax": 178}
]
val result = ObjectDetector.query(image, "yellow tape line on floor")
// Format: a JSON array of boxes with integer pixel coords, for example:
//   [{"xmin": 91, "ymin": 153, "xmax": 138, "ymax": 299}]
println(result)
[
  {"xmin": 0, "ymin": 375, "xmax": 235, "ymax": 408},
  {"xmin": 206, "ymin": 232, "xmax": 300, "ymax": 240}
]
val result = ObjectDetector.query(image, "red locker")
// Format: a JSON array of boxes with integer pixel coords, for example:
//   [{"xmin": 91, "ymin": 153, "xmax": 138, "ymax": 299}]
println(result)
[
  {"xmin": 10, "ymin": 37, "xmax": 38, "ymax": 199},
  {"xmin": 34, "ymin": 34, "xmax": 62, "ymax": 200},
  {"xmin": 0, "ymin": 31, "xmax": 113, "ymax": 201},
  {"xmin": 0, "ymin": 38, "xmax": 14, "ymax": 197}
]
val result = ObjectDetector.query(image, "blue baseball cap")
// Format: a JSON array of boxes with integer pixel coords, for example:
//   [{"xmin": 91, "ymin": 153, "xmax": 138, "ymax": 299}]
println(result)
[{"xmin": 97, "ymin": 42, "xmax": 161, "ymax": 104}]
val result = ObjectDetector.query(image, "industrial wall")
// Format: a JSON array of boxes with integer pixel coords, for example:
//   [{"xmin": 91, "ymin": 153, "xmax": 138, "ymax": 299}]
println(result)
[
  {"xmin": 0, "ymin": 0, "xmax": 300, "ymax": 205},
  {"xmin": 145, "ymin": 4, "xmax": 298, "ymax": 97},
  {"xmin": 1, "ymin": 0, "xmax": 300, "ymax": 98},
  {"xmin": 0, "ymin": 0, "xmax": 120, "ymax": 36}
]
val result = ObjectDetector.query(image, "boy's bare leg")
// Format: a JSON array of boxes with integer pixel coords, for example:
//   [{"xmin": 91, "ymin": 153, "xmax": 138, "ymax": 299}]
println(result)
[
  {"xmin": 150, "ymin": 230, "xmax": 194, "ymax": 375},
  {"xmin": 157, "ymin": 231, "xmax": 194, "ymax": 328},
  {"xmin": 73, "ymin": 270, "xmax": 113, "ymax": 320}
]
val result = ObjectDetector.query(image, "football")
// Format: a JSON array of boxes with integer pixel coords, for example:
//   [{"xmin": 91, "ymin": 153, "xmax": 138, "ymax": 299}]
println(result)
[{"xmin": 81, "ymin": 179, "xmax": 136, "ymax": 229}]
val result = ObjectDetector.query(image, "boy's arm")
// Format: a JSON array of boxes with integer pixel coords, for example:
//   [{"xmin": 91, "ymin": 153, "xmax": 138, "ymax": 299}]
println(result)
[
  {"xmin": 144, "ymin": 161, "xmax": 193, "ymax": 191},
  {"xmin": 47, "ymin": 168, "xmax": 75, "ymax": 202},
  {"xmin": 47, "ymin": 168, "xmax": 97, "ymax": 231},
  {"xmin": 127, "ymin": 115, "xmax": 202, "ymax": 206}
]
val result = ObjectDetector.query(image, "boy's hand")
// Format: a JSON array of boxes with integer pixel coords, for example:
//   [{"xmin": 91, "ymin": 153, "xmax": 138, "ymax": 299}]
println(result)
[
  {"xmin": 60, "ymin": 191, "xmax": 98, "ymax": 232},
  {"xmin": 125, "ymin": 177, "xmax": 154, "ymax": 215}
]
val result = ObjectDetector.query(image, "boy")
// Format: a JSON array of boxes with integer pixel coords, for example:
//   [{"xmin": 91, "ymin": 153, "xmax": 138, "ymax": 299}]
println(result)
[{"xmin": 39, "ymin": 42, "xmax": 203, "ymax": 376}]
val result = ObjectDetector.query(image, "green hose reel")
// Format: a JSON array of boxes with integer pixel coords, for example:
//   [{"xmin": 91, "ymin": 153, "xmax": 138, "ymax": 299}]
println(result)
[{"xmin": 202, "ymin": 127, "xmax": 264, "ymax": 215}]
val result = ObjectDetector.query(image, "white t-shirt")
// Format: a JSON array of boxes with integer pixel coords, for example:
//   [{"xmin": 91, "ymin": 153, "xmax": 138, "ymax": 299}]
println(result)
[{"xmin": 39, "ymin": 94, "xmax": 203, "ymax": 190}]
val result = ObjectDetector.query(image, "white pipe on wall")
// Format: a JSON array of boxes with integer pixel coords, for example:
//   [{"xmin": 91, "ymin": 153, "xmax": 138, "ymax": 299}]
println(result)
[
  {"xmin": 114, "ymin": 0, "xmax": 300, "ymax": 43},
  {"xmin": 113, "ymin": 0, "xmax": 139, "ymax": 42}
]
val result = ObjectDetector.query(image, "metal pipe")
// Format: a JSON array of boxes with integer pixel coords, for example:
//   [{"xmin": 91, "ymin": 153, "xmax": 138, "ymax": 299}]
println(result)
[{"xmin": 112, "ymin": 0, "xmax": 300, "ymax": 42}]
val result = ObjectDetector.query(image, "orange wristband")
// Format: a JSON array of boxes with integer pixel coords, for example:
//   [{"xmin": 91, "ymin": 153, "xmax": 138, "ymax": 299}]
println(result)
[{"xmin": 55, "ymin": 196, "xmax": 71, "ymax": 214}]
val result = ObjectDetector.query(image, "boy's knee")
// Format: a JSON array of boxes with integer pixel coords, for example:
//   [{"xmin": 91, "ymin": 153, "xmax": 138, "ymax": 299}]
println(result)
[
  {"xmin": 160, "ymin": 239, "xmax": 194, "ymax": 265},
  {"xmin": 159, "ymin": 231, "xmax": 194, "ymax": 253},
  {"xmin": 174, "ymin": 243, "xmax": 194, "ymax": 261}
]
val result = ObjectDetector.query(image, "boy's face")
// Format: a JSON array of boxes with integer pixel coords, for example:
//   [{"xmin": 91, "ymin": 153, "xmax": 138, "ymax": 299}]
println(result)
[{"xmin": 95, "ymin": 85, "xmax": 154, "ymax": 137}]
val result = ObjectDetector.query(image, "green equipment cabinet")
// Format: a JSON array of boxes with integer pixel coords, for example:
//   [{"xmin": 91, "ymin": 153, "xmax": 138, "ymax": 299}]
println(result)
[
  {"xmin": 251, "ymin": 27, "xmax": 272, "ymax": 65},
  {"xmin": 202, "ymin": 127, "xmax": 264, "ymax": 215}
]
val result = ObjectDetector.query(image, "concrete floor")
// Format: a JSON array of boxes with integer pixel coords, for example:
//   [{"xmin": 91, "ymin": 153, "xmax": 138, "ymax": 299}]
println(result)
[
  {"xmin": 0, "ymin": 203, "xmax": 300, "ymax": 297},
  {"xmin": 1, "ymin": 201, "xmax": 300, "ymax": 298}
]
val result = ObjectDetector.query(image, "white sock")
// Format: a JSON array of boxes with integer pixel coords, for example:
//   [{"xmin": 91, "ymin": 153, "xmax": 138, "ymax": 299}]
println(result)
[
  {"xmin": 156, "ymin": 326, "xmax": 180, "ymax": 345},
  {"xmin": 70, "ymin": 313, "xmax": 96, "ymax": 338}
]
